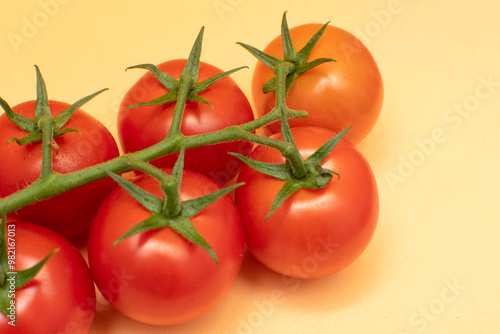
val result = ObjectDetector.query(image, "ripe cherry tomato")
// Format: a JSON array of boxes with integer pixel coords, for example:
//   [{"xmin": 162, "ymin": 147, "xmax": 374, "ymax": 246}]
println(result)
[
  {"xmin": 234, "ymin": 127, "xmax": 379, "ymax": 278},
  {"xmin": 0, "ymin": 220, "xmax": 96, "ymax": 333},
  {"xmin": 0, "ymin": 100, "xmax": 120, "ymax": 238},
  {"xmin": 87, "ymin": 168, "xmax": 245, "ymax": 325},
  {"xmin": 252, "ymin": 24, "xmax": 384, "ymax": 144},
  {"xmin": 117, "ymin": 60, "xmax": 254, "ymax": 186}
]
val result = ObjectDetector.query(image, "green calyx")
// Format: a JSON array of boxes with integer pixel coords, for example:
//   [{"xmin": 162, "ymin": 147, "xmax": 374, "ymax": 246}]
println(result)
[
  {"xmin": 101, "ymin": 148, "xmax": 243, "ymax": 265},
  {"xmin": 238, "ymin": 11, "xmax": 335, "ymax": 94},
  {"xmin": 125, "ymin": 26, "xmax": 247, "ymax": 110},
  {"xmin": 0, "ymin": 65, "xmax": 107, "ymax": 146},
  {"xmin": 229, "ymin": 11, "xmax": 346, "ymax": 219},
  {"xmin": 0, "ymin": 212, "xmax": 58, "ymax": 319},
  {"xmin": 231, "ymin": 108, "xmax": 350, "ymax": 220},
  {"xmin": 0, "ymin": 15, "xmax": 346, "ymax": 255}
]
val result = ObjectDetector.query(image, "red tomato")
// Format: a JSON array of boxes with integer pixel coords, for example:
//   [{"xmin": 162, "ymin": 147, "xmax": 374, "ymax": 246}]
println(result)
[
  {"xmin": 0, "ymin": 100, "xmax": 120, "ymax": 238},
  {"xmin": 252, "ymin": 24, "xmax": 384, "ymax": 144},
  {"xmin": 117, "ymin": 60, "xmax": 254, "ymax": 186},
  {"xmin": 234, "ymin": 127, "xmax": 379, "ymax": 278},
  {"xmin": 0, "ymin": 221, "xmax": 96, "ymax": 333},
  {"xmin": 87, "ymin": 168, "xmax": 245, "ymax": 325}
]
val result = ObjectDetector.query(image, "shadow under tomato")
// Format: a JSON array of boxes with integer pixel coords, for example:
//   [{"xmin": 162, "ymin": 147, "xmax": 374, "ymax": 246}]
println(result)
[
  {"xmin": 69, "ymin": 229, "xmax": 90, "ymax": 249},
  {"xmin": 236, "ymin": 227, "xmax": 389, "ymax": 314}
]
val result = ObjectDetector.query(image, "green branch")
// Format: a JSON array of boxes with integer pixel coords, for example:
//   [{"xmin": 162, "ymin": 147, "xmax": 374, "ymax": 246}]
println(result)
[
  {"xmin": 0, "ymin": 15, "xmax": 336, "ymax": 219},
  {"xmin": 0, "ymin": 102, "xmax": 302, "ymax": 216}
]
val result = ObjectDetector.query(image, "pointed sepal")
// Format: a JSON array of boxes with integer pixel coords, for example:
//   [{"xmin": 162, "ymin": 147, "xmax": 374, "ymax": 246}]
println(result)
[
  {"xmin": 101, "ymin": 169, "xmax": 163, "ymax": 214},
  {"xmin": 238, "ymin": 12, "xmax": 336, "ymax": 94},
  {"xmin": 181, "ymin": 182, "xmax": 243, "ymax": 218},
  {"xmin": 229, "ymin": 153, "xmax": 291, "ymax": 181},
  {"xmin": 168, "ymin": 216, "xmax": 218, "ymax": 264},
  {"xmin": 12, "ymin": 250, "xmax": 58, "ymax": 290},
  {"xmin": 106, "ymin": 152, "xmax": 241, "ymax": 264},
  {"xmin": 125, "ymin": 27, "xmax": 246, "ymax": 110},
  {"xmin": 234, "ymin": 115, "xmax": 350, "ymax": 220},
  {"xmin": 0, "ymin": 97, "xmax": 37, "ymax": 133},
  {"xmin": 265, "ymin": 181, "xmax": 302, "ymax": 220},
  {"xmin": 181, "ymin": 27, "xmax": 204, "ymax": 81},
  {"xmin": 0, "ymin": 66, "xmax": 107, "ymax": 146},
  {"xmin": 127, "ymin": 63, "xmax": 179, "ymax": 90},
  {"xmin": 113, "ymin": 213, "xmax": 166, "ymax": 246},
  {"xmin": 305, "ymin": 127, "xmax": 350, "ymax": 166},
  {"xmin": 237, "ymin": 42, "xmax": 283, "ymax": 71},
  {"xmin": 0, "ymin": 214, "xmax": 58, "ymax": 318},
  {"xmin": 34, "ymin": 65, "xmax": 51, "ymax": 120},
  {"xmin": 53, "ymin": 88, "xmax": 108, "ymax": 129},
  {"xmin": 280, "ymin": 11, "xmax": 297, "ymax": 61}
]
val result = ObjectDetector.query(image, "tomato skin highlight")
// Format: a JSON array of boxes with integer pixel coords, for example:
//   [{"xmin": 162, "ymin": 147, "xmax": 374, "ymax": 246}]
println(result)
[
  {"xmin": 117, "ymin": 59, "xmax": 255, "ymax": 186},
  {"xmin": 0, "ymin": 100, "xmax": 120, "ymax": 238},
  {"xmin": 0, "ymin": 221, "xmax": 96, "ymax": 334},
  {"xmin": 252, "ymin": 24, "xmax": 384, "ymax": 144},
  {"xmin": 87, "ymin": 169, "xmax": 245, "ymax": 325},
  {"xmin": 235, "ymin": 127, "xmax": 379, "ymax": 278}
]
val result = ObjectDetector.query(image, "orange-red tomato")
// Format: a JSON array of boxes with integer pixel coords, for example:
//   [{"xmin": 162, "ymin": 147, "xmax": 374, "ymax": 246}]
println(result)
[
  {"xmin": 88, "ymin": 168, "xmax": 245, "ymax": 325},
  {"xmin": 235, "ymin": 127, "xmax": 379, "ymax": 278},
  {"xmin": 252, "ymin": 24, "xmax": 384, "ymax": 144},
  {"xmin": 0, "ymin": 100, "xmax": 120, "ymax": 237},
  {"xmin": 118, "ymin": 60, "xmax": 254, "ymax": 186},
  {"xmin": 0, "ymin": 221, "xmax": 96, "ymax": 334}
]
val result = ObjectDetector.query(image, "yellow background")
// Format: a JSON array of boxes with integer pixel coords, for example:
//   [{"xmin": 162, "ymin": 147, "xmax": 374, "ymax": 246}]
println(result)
[{"xmin": 1, "ymin": 0, "xmax": 499, "ymax": 333}]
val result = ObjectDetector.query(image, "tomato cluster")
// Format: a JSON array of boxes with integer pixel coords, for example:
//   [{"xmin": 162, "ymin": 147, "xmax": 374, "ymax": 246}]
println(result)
[{"xmin": 0, "ymin": 13, "xmax": 382, "ymax": 332}]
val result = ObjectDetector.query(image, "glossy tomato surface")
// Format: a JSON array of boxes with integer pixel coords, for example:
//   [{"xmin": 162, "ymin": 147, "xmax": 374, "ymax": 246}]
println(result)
[
  {"xmin": 88, "ymin": 168, "xmax": 245, "ymax": 325},
  {"xmin": 0, "ymin": 221, "xmax": 96, "ymax": 334},
  {"xmin": 117, "ymin": 60, "xmax": 254, "ymax": 186},
  {"xmin": 252, "ymin": 24, "xmax": 384, "ymax": 144},
  {"xmin": 235, "ymin": 127, "xmax": 379, "ymax": 278},
  {"xmin": 0, "ymin": 100, "xmax": 120, "ymax": 237}
]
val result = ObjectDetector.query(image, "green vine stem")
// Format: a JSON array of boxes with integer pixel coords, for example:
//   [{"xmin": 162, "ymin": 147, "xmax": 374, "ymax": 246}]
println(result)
[
  {"xmin": 0, "ymin": 20, "xmax": 329, "ymax": 218},
  {"xmin": 168, "ymin": 75, "xmax": 195, "ymax": 139},
  {"xmin": 118, "ymin": 155, "xmax": 184, "ymax": 218},
  {"xmin": 39, "ymin": 115, "xmax": 56, "ymax": 180},
  {"xmin": 0, "ymin": 69, "xmax": 303, "ymax": 217}
]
